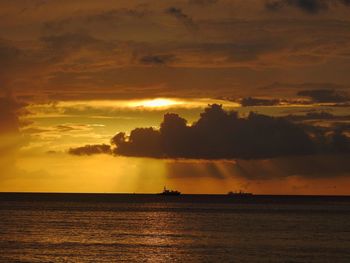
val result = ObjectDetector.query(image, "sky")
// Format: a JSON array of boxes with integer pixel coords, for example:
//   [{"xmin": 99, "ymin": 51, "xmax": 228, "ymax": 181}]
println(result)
[{"xmin": 0, "ymin": 0, "xmax": 349, "ymax": 194}]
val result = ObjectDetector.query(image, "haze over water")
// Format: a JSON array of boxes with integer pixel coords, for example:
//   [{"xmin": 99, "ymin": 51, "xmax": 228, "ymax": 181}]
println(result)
[{"xmin": 1, "ymin": 194, "xmax": 349, "ymax": 262}]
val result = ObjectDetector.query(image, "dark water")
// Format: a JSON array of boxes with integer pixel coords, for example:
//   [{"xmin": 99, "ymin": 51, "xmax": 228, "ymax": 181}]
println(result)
[{"xmin": 0, "ymin": 194, "xmax": 350, "ymax": 262}]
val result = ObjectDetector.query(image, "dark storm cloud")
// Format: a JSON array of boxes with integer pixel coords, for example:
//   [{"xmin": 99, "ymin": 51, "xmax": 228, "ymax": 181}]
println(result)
[
  {"xmin": 265, "ymin": 0, "xmax": 350, "ymax": 14},
  {"xmin": 297, "ymin": 89, "xmax": 349, "ymax": 103},
  {"xmin": 165, "ymin": 7, "xmax": 198, "ymax": 31},
  {"xmin": 139, "ymin": 54, "xmax": 176, "ymax": 65},
  {"xmin": 68, "ymin": 105, "xmax": 349, "ymax": 181},
  {"xmin": 110, "ymin": 104, "xmax": 318, "ymax": 159},
  {"xmin": 109, "ymin": 104, "xmax": 350, "ymax": 159},
  {"xmin": 68, "ymin": 144, "xmax": 111, "ymax": 156}
]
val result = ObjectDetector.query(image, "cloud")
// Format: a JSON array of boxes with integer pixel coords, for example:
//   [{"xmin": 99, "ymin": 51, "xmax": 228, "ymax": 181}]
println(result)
[
  {"xmin": 188, "ymin": 0, "xmax": 218, "ymax": 6},
  {"xmin": 258, "ymin": 83, "xmax": 350, "ymax": 104},
  {"xmin": 260, "ymin": 82, "xmax": 347, "ymax": 92},
  {"xmin": 0, "ymin": 39, "xmax": 24, "ymax": 84},
  {"xmin": 240, "ymin": 97, "xmax": 281, "ymax": 106},
  {"xmin": 165, "ymin": 7, "xmax": 198, "ymax": 31},
  {"xmin": 235, "ymin": 154, "xmax": 350, "ymax": 179},
  {"xmin": 265, "ymin": 0, "xmax": 350, "ymax": 14},
  {"xmin": 297, "ymin": 89, "xmax": 349, "ymax": 103},
  {"xmin": 276, "ymin": 108, "xmax": 350, "ymax": 138},
  {"xmin": 0, "ymin": 94, "xmax": 27, "ymax": 159},
  {"xmin": 287, "ymin": 111, "xmax": 332, "ymax": 122},
  {"xmin": 18, "ymin": 0, "xmax": 48, "ymax": 14},
  {"xmin": 22, "ymin": 127, "xmax": 50, "ymax": 134},
  {"xmin": 68, "ymin": 144, "xmax": 111, "ymax": 156},
  {"xmin": 2, "ymin": 2, "xmax": 350, "ymax": 102},
  {"xmin": 1, "ymin": 33, "xmax": 114, "ymax": 92},
  {"xmin": 0, "ymin": 40, "xmax": 21, "ymax": 69},
  {"xmin": 266, "ymin": 0, "xmax": 328, "ymax": 13},
  {"xmin": 55, "ymin": 124, "xmax": 92, "ymax": 133},
  {"xmin": 286, "ymin": 111, "xmax": 350, "ymax": 121},
  {"xmin": 139, "ymin": 54, "xmax": 176, "ymax": 65},
  {"xmin": 0, "ymin": 95, "xmax": 26, "ymax": 134},
  {"xmin": 40, "ymin": 32, "xmax": 114, "ymax": 57},
  {"xmin": 43, "ymin": 8, "xmax": 150, "ymax": 33},
  {"xmin": 111, "ymin": 104, "xmax": 318, "ymax": 159},
  {"xmin": 66, "ymin": 104, "xmax": 349, "ymax": 159},
  {"xmin": 237, "ymin": 87, "xmax": 350, "ymax": 107}
]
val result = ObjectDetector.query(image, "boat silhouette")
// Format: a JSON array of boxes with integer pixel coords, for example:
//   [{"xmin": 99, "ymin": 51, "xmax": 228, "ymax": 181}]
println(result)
[{"xmin": 158, "ymin": 186, "xmax": 181, "ymax": 196}]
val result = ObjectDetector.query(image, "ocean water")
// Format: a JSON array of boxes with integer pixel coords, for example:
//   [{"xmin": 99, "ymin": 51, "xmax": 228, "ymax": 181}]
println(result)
[{"xmin": 0, "ymin": 194, "xmax": 349, "ymax": 263}]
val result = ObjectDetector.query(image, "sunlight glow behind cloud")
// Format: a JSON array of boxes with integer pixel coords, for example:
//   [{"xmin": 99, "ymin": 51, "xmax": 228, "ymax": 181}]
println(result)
[{"xmin": 128, "ymin": 98, "xmax": 184, "ymax": 108}]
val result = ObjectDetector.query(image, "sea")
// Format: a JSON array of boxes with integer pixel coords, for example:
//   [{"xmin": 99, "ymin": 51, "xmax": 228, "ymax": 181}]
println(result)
[{"xmin": 0, "ymin": 193, "xmax": 349, "ymax": 262}]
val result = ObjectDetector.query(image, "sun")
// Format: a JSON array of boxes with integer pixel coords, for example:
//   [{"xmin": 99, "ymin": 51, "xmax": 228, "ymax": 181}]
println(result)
[{"xmin": 131, "ymin": 98, "xmax": 183, "ymax": 108}]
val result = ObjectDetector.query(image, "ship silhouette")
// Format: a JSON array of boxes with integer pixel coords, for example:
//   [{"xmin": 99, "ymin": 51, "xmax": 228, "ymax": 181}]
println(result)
[
  {"xmin": 227, "ymin": 190, "xmax": 253, "ymax": 197},
  {"xmin": 158, "ymin": 186, "xmax": 181, "ymax": 196}
]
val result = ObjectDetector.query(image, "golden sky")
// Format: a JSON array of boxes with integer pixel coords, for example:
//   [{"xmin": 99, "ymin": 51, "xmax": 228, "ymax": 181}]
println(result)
[{"xmin": 0, "ymin": 0, "xmax": 349, "ymax": 194}]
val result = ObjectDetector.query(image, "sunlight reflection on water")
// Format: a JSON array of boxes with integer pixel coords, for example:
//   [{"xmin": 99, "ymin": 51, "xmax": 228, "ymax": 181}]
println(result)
[{"xmin": 0, "ymin": 196, "xmax": 350, "ymax": 262}]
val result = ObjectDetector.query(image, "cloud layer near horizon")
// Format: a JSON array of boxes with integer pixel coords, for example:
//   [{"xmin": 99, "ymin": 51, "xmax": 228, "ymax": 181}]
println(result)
[{"xmin": 69, "ymin": 104, "xmax": 349, "ymax": 160}]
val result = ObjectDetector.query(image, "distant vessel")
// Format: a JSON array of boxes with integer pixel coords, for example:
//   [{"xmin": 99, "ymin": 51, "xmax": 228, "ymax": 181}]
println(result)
[
  {"xmin": 159, "ymin": 186, "xmax": 181, "ymax": 196},
  {"xmin": 227, "ymin": 190, "xmax": 253, "ymax": 197}
]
